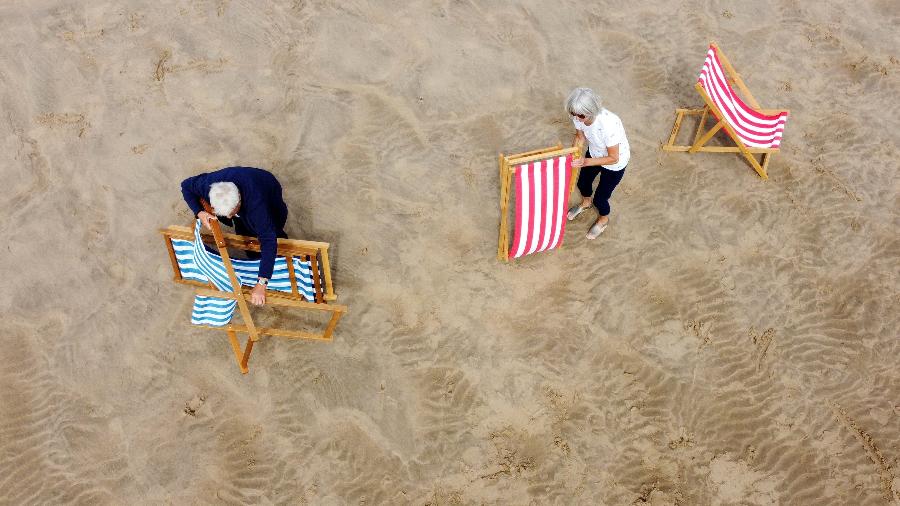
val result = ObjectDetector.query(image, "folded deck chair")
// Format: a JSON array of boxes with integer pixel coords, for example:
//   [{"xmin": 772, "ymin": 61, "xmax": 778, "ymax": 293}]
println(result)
[
  {"xmin": 663, "ymin": 42, "xmax": 790, "ymax": 179},
  {"xmin": 497, "ymin": 144, "xmax": 579, "ymax": 261},
  {"xmin": 160, "ymin": 210, "xmax": 347, "ymax": 374}
]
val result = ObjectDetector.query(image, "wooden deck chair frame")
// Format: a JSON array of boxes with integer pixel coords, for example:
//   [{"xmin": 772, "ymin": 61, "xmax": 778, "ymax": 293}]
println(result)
[
  {"xmin": 497, "ymin": 143, "xmax": 581, "ymax": 261},
  {"xmin": 662, "ymin": 42, "xmax": 790, "ymax": 180},
  {"xmin": 160, "ymin": 202, "xmax": 347, "ymax": 374}
]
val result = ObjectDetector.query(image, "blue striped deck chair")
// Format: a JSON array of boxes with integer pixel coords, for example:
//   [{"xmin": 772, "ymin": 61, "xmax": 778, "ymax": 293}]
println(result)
[{"xmin": 160, "ymin": 218, "xmax": 347, "ymax": 374}]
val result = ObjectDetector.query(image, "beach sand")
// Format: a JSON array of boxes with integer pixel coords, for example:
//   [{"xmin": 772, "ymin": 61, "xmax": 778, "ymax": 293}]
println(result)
[{"xmin": 1, "ymin": 0, "xmax": 898, "ymax": 504}]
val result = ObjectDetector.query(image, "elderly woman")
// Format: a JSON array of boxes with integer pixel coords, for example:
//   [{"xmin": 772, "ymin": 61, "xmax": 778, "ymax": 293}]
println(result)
[{"xmin": 565, "ymin": 87, "xmax": 631, "ymax": 239}]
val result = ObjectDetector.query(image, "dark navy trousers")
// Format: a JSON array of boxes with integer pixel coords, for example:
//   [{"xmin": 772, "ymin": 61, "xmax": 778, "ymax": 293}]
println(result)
[{"xmin": 576, "ymin": 150, "xmax": 626, "ymax": 216}]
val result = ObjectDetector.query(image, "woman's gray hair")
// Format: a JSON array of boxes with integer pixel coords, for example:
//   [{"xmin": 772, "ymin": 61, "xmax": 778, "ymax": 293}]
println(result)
[
  {"xmin": 565, "ymin": 87, "xmax": 603, "ymax": 121},
  {"xmin": 209, "ymin": 182, "xmax": 240, "ymax": 216}
]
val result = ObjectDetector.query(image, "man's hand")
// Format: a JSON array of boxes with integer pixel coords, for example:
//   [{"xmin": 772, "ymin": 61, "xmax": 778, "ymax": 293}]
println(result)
[
  {"xmin": 250, "ymin": 283, "xmax": 266, "ymax": 306},
  {"xmin": 572, "ymin": 157, "xmax": 587, "ymax": 168},
  {"xmin": 197, "ymin": 211, "xmax": 217, "ymax": 230}
]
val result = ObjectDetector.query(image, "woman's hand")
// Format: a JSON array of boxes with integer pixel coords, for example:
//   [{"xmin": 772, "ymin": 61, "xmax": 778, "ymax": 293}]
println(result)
[
  {"xmin": 197, "ymin": 211, "xmax": 217, "ymax": 230},
  {"xmin": 576, "ymin": 145, "xmax": 619, "ymax": 168}
]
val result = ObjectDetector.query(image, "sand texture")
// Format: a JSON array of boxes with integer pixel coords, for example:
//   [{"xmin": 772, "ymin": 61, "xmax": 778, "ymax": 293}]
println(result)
[{"xmin": 1, "ymin": 0, "xmax": 899, "ymax": 504}]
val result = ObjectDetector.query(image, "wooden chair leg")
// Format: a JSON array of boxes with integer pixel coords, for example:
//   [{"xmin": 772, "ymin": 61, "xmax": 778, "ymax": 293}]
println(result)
[
  {"xmin": 742, "ymin": 151, "xmax": 768, "ymax": 180},
  {"xmin": 240, "ymin": 337, "xmax": 254, "ymax": 373},
  {"xmin": 569, "ymin": 166, "xmax": 581, "ymax": 196},
  {"xmin": 227, "ymin": 329, "xmax": 250, "ymax": 374},
  {"xmin": 323, "ymin": 310, "xmax": 343, "ymax": 339},
  {"xmin": 569, "ymin": 142, "xmax": 583, "ymax": 195},
  {"xmin": 498, "ymin": 154, "xmax": 510, "ymax": 261}
]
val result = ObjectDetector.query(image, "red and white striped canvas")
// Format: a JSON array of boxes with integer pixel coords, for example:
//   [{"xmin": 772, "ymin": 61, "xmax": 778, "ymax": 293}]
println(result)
[
  {"xmin": 698, "ymin": 46, "xmax": 788, "ymax": 149},
  {"xmin": 509, "ymin": 154, "xmax": 573, "ymax": 259}
]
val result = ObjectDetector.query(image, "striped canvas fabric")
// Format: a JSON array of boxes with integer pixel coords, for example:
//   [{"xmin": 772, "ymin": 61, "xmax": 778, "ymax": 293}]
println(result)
[
  {"xmin": 697, "ymin": 46, "xmax": 788, "ymax": 149},
  {"xmin": 509, "ymin": 154, "xmax": 573, "ymax": 259},
  {"xmin": 171, "ymin": 220, "xmax": 316, "ymax": 326}
]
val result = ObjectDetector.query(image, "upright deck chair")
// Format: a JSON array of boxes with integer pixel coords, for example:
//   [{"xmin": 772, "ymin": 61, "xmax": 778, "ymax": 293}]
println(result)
[
  {"xmin": 498, "ymin": 144, "xmax": 580, "ymax": 261},
  {"xmin": 160, "ymin": 205, "xmax": 347, "ymax": 374},
  {"xmin": 663, "ymin": 42, "xmax": 789, "ymax": 179}
]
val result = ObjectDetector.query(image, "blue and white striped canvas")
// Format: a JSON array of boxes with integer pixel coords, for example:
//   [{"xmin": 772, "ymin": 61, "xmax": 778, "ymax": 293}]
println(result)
[{"xmin": 172, "ymin": 220, "xmax": 317, "ymax": 326}]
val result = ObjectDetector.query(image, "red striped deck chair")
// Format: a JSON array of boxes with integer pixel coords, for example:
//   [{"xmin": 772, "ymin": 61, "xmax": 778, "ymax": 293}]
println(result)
[
  {"xmin": 663, "ymin": 42, "xmax": 790, "ymax": 179},
  {"xmin": 497, "ymin": 144, "xmax": 580, "ymax": 261}
]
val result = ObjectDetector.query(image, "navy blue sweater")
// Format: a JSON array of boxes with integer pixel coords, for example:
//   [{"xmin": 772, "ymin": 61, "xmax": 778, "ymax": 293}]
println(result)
[{"xmin": 181, "ymin": 167, "xmax": 288, "ymax": 279}]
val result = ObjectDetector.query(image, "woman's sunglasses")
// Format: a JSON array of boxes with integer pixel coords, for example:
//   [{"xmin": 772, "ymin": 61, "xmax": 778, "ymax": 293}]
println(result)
[{"xmin": 570, "ymin": 112, "xmax": 586, "ymax": 119}]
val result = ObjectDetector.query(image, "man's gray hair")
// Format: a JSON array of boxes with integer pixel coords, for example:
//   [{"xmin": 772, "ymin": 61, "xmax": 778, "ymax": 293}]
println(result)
[
  {"xmin": 565, "ymin": 87, "xmax": 603, "ymax": 121},
  {"xmin": 209, "ymin": 182, "xmax": 240, "ymax": 216}
]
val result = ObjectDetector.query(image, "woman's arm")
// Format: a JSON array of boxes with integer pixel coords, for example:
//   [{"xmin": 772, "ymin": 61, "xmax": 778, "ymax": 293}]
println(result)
[{"xmin": 580, "ymin": 144, "xmax": 619, "ymax": 167}]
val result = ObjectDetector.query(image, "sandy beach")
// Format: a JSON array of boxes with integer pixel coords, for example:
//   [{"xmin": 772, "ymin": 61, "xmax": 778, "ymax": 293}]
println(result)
[{"xmin": 1, "ymin": 0, "xmax": 898, "ymax": 504}]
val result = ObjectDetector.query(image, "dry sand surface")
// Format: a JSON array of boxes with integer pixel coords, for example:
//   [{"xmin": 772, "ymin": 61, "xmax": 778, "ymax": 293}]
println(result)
[{"xmin": 2, "ymin": 0, "xmax": 899, "ymax": 504}]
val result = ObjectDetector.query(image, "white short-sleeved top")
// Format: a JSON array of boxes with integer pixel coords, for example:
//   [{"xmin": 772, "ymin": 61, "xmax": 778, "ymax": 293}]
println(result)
[{"xmin": 573, "ymin": 109, "xmax": 631, "ymax": 171}]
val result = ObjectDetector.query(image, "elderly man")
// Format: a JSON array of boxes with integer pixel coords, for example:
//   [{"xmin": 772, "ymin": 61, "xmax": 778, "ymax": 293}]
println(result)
[{"xmin": 181, "ymin": 166, "xmax": 289, "ymax": 306}]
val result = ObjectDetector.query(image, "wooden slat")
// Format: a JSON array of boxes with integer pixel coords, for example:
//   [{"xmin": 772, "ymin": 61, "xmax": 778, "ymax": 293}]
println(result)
[
  {"xmin": 664, "ymin": 110, "xmax": 685, "ymax": 148},
  {"xmin": 504, "ymin": 160, "xmax": 511, "ymax": 258},
  {"xmin": 159, "ymin": 225, "xmax": 323, "ymax": 256},
  {"xmin": 569, "ymin": 136, "xmax": 584, "ymax": 195},
  {"xmin": 163, "ymin": 235, "xmax": 182, "ymax": 282},
  {"xmin": 675, "ymin": 105, "xmax": 788, "ymax": 117},
  {"xmin": 193, "ymin": 287, "xmax": 238, "ymax": 299},
  {"xmin": 199, "ymin": 324, "xmax": 333, "ymax": 341},
  {"xmin": 662, "ymin": 145, "xmax": 779, "ymax": 154},
  {"xmin": 309, "ymin": 254, "xmax": 323, "ymax": 303},
  {"xmin": 319, "ymin": 246, "xmax": 336, "ymax": 301},
  {"xmin": 176, "ymin": 278, "xmax": 215, "ymax": 288},
  {"xmin": 265, "ymin": 291, "xmax": 347, "ymax": 312},
  {"xmin": 505, "ymin": 142, "xmax": 563, "ymax": 160},
  {"xmin": 692, "ymin": 106, "xmax": 710, "ymax": 147},
  {"xmin": 193, "ymin": 287, "xmax": 347, "ymax": 312},
  {"xmin": 201, "ymin": 200, "xmax": 262, "ymax": 342},
  {"xmin": 498, "ymin": 152, "xmax": 509, "ymax": 261},
  {"xmin": 506, "ymin": 146, "xmax": 580, "ymax": 170},
  {"xmin": 690, "ymin": 119, "xmax": 725, "ymax": 154},
  {"xmin": 285, "ymin": 254, "xmax": 299, "ymax": 296}
]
